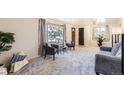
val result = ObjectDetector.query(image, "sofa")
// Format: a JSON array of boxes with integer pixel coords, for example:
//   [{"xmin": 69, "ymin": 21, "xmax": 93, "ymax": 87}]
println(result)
[
  {"xmin": 95, "ymin": 43, "xmax": 122, "ymax": 75},
  {"xmin": 9, "ymin": 52, "xmax": 28, "ymax": 73}
]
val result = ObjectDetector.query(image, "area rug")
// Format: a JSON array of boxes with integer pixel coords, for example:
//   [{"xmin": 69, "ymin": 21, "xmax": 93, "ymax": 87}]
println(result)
[{"xmin": 12, "ymin": 47, "xmax": 99, "ymax": 75}]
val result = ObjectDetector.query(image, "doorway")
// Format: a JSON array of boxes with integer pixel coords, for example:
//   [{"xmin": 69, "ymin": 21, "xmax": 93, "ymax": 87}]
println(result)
[
  {"xmin": 71, "ymin": 28, "xmax": 76, "ymax": 44},
  {"xmin": 79, "ymin": 28, "xmax": 84, "ymax": 45}
]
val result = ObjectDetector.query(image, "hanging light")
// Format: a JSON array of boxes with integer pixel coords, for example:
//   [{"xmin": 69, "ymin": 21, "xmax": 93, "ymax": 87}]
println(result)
[{"xmin": 96, "ymin": 18, "xmax": 106, "ymax": 23}]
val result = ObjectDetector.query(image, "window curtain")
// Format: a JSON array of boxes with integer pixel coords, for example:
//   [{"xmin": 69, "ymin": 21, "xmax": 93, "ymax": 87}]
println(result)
[
  {"xmin": 106, "ymin": 25, "xmax": 110, "ymax": 41},
  {"xmin": 92, "ymin": 25, "xmax": 110, "ymax": 41},
  {"xmin": 38, "ymin": 19, "xmax": 46, "ymax": 56},
  {"xmin": 64, "ymin": 24, "xmax": 66, "ymax": 42}
]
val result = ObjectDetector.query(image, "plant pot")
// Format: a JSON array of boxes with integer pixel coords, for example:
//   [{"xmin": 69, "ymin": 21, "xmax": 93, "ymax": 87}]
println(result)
[{"xmin": 98, "ymin": 43, "xmax": 102, "ymax": 47}]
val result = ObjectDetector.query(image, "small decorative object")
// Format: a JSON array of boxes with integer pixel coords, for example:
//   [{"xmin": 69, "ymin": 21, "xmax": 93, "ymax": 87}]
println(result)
[
  {"xmin": 0, "ymin": 31, "xmax": 15, "ymax": 54},
  {"xmin": 72, "ymin": 27, "xmax": 75, "ymax": 32},
  {"xmin": 96, "ymin": 34, "xmax": 105, "ymax": 47}
]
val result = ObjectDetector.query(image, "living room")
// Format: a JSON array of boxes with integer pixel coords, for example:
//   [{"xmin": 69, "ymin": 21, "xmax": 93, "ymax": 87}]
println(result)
[
  {"xmin": 0, "ymin": 18, "xmax": 123, "ymax": 75},
  {"xmin": 1, "ymin": 1, "xmax": 124, "ymax": 93}
]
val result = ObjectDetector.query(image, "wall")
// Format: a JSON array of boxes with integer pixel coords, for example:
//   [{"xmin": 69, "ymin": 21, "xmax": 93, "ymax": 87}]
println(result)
[
  {"xmin": 46, "ymin": 19, "xmax": 64, "ymax": 25},
  {"xmin": 0, "ymin": 18, "xmax": 79, "ymax": 64},
  {"xmin": 45, "ymin": 19, "xmax": 122, "ymax": 47},
  {"xmin": 78, "ymin": 23, "xmax": 121, "ymax": 47},
  {"xmin": 84, "ymin": 23, "xmax": 94, "ymax": 46},
  {"xmin": 78, "ymin": 22, "xmax": 96, "ymax": 46},
  {"xmin": 78, "ymin": 24, "xmax": 90, "ymax": 46},
  {"xmin": 122, "ymin": 19, "xmax": 124, "ymax": 33},
  {"xmin": 65, "ymin": 24, "xmax": 78, "ymax": 45},
  {"xmin": 111, "ymin": 26, "xmax": 122, "ymax": 34},
  {"xmin": 0, "ymin": 18, "xmax": 39, "ymax": 63}
]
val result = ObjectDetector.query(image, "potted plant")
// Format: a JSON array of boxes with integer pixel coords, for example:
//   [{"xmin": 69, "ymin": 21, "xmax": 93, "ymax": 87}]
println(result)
[
  {"xmin": 0, "ymin": 31, "xmax": 15, "ymax": 54},
  {"xmin": 96, "ymin": 34, "xmax": 105, "ymax": 47}
]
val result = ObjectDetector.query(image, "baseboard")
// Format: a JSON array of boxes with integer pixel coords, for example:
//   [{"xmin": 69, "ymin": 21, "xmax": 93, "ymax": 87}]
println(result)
[{"xmin": 28, "ymin": 55, "xmax": 41, "ymax": 62}]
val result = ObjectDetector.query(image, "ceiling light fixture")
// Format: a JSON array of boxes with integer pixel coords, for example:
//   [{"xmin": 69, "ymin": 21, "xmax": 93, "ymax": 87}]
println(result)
[{"xmin": 96, "ymin": 18, "xmax": 106, "ymax": 23}]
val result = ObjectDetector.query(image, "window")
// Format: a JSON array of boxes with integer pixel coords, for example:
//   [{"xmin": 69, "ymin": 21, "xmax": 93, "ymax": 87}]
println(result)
[
  {"xmin": 47, "ymin": 24, "xmax": 65, "ymax": 44},
  {"xmin": 93, "ymin": 26, "xmax": 110, "ymax": 41}
]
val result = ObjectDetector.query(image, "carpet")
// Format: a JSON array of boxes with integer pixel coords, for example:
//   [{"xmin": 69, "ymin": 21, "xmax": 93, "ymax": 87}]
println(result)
[{"xmin": 12, "ymin": 46, "xmax": 99, "ymax": 75}]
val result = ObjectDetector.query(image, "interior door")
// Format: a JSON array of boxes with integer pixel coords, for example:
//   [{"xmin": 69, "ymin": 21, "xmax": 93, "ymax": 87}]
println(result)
[
  {"xmin": 71, "ymin": 28, "xmax": 75, "ymax": 44},
  {"xmin": 79, "ymin": 28, "xmax": 84, "ymax": 45}
]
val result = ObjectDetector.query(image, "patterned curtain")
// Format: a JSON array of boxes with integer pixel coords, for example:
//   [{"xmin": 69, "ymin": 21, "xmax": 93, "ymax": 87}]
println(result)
[{"xmin": 38, "ymin": 19, "xmax": 46, "ymax": 56}]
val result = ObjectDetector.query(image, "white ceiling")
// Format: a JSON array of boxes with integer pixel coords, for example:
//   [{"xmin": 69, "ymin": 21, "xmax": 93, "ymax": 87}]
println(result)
[
  {"xmin": 55, "ymin": 18, "xmax": 122, "ymax": 26},
  {"xmin": 56, "ymin": 18, "xmax": 93, "ymax": 25}
]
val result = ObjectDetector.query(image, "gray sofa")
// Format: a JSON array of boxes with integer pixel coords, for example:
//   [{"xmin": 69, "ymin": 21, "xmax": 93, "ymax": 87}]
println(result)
[{"xmin": 95, "ymin": 43, "xmax": 122, "ymax": 75}]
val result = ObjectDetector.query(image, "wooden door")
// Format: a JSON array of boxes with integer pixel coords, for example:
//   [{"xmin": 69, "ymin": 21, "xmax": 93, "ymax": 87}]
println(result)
[
  {"xmin": 71, "ymin": 28, "xmax": 75, "ymax": 44},
  {"xmin": 79, "ymin": 28, "xmax": 84, "ymax": 45}
]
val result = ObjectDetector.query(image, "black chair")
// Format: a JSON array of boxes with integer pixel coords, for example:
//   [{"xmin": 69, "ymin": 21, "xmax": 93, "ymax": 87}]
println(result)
[
  {"xmin": 51, "ymin": 44, "xmax": 59, "ymax": 54},
  {"xmin": 43, "ymin": 43, "xmax": 56, "ymax": 60},
  {"xmin": 65, "ymin": 40, "xmax": 75, "ymax": 50}
]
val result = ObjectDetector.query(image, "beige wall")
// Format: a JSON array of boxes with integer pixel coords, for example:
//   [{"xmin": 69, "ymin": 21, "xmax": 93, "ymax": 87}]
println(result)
[
  {"xmin": 46, "ymin": 19, "xmax": 64, "ymax": 25},
  {"xmin": 78, "ymin": 22, "xmax": 98, "ymax": 46},
  {"xmin": 122, "ymin": 19, "xmax": 124, "ymax": 33},
  {"xmin": 0, "ymin": 18, "xmax": 39, "ymax": 63},
  {"xmin": 66, "ymin": 24, "xmax": 78, "ymax": 45},
  {"xmin": 111, "ymin": 26, "xmax": 122, "ymax": 34},
  {"xmin": 0, "ymin": 18, "xmax": 79, "ymax": 63},
  {"xmin": 78, "ymin": 23, "xmax": 122, "ymax": 47}
]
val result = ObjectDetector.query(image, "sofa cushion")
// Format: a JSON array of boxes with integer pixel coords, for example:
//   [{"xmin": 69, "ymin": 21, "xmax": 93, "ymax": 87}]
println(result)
[
  {"xmin": 99, "ymin": 51, "xmax": 112, "ymax": 56},
  {"xmin": 111, "ymin": 43, "xmax": 121, "ymax": 55},
  {"xmin": 115, "ymin": 46, "xmax": 121, "ymax": 58}
]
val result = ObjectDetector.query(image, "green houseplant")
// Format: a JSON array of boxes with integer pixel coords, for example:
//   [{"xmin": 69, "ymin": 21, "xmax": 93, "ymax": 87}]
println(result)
[
  {"xmin": 96, "ymin": 34, "xmax": 105, "ymax": 47},
  {"xmin": 0, "ymin": 31, "xmax": 15, "ymax": 54}
]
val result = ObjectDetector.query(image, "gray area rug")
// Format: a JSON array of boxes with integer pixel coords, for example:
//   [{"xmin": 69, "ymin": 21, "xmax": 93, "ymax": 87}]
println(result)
[{"xmin": 12, "ymin": 47, "xmax": 99, "ymax": 75}]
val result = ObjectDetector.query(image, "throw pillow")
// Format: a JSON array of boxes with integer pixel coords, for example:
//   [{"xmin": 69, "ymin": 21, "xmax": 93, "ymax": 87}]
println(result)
[
  {"xmin": 9, "ymin": 52, "xmax": 27, "ymax": 73},
  {"xmin": 115, "ymin": 46, "xmax": 122, "ymax": 58},
  {"xmin": 111, "ymin": 43, "xmax": 121, "ymax": 55},
  {"xmin": 10, "ymin": 53, "xmax": 27, "ymax": 63}
]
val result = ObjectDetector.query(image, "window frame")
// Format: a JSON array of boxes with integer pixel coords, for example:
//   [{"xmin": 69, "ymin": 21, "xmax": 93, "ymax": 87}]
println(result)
[
  {"xmin": 46, "ymin": 23, "xmax": 65, "ymax": 45},
  {"xmin": 92, "ymin": 25, "xmax": 110, "ymax": 42}
]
